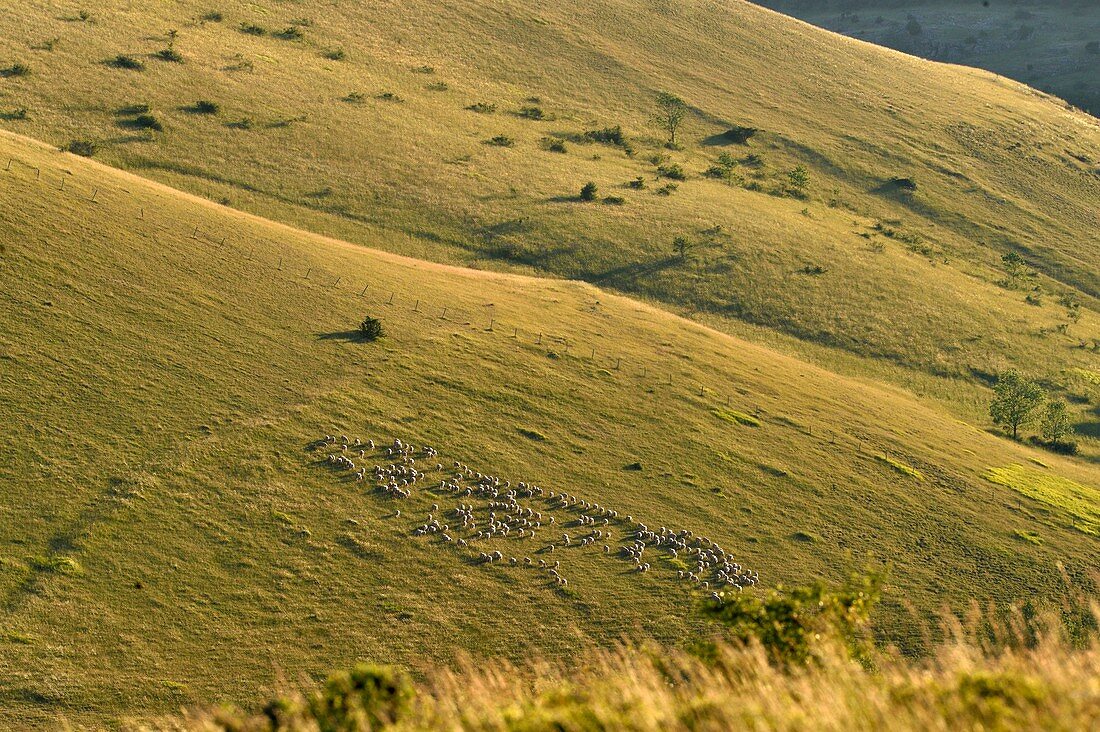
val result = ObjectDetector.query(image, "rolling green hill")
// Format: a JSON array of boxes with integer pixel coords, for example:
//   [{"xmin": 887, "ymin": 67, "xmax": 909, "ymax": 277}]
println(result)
[
  {"xmin": 0, "ymin": 0, "xmax": 1097, "ymax": 456},
  {"xmin": 754, "ymin": 0, "xmax": 1100, "ymax": 116},
  {"xmin": 1, "ymin": 0, "xmax": 1099, "ymax": 727},
  {"xmin": 0, "ymin": 126, "xmax": 1097, "ymax": 727}
]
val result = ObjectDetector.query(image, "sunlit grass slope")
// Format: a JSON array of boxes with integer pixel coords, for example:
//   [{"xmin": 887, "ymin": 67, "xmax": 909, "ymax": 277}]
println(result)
[
  {"xmin": 0, "ymin": 131, "xmax": 1097, "ymax": 727},
  {"xmin": 0, "ymin": 0, "xmax": 1097, "ymax": 449}
]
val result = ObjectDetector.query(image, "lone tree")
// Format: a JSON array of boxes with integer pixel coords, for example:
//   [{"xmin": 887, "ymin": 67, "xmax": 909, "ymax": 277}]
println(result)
[
  {"xmin": 1040, "ymin": 399, "xmax": 1072, "ymax": 445},
  {"xmin": 358, "ymin": 316, "xmax": 384, "ymax": 341},
  {"xmin": 1001, "ymin": 251, "xmax": 1028, "ymax": 288},
  {"xmin": 787, "ymin": 165, "xmax": 810, "ymax": 196},
  {"xmin": 579, "ymin": 181, "xmax": 598, "ymax": 201},
  {"xmin": 673, "ymin": 235, "xmax": 693, "ymax": 260},
  {"xmin": 655, "ymin": 92, "xmax": 688, "ymax": 147},
  {"xmin": 989, "ymin": 369, "xmax": 1044, "ymax": 439}
]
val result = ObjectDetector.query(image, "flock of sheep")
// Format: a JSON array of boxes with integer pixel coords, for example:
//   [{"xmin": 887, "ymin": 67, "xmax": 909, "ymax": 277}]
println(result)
[{"xmin": 315, "ymin": 435, "xmax": 759, "ymax": 599}]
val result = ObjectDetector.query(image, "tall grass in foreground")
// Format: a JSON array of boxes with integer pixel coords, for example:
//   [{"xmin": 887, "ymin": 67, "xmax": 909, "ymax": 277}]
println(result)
[{"xmin": 152, "ymin": 606, "xmax": 1099, "ymax": 731}]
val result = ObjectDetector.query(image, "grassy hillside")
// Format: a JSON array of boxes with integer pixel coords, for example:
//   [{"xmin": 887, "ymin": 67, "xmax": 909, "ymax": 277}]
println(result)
[
  {"xmin": 755, "ymin": 1, "xmax": 1100, "ymax": 116},
  {"xmin": 0, "ymin": 0, "xmax": 1097, "ymax": 455},
  {"xmin": 1, "ymin": 129, "xmax": 1097, "ymax": 728}
]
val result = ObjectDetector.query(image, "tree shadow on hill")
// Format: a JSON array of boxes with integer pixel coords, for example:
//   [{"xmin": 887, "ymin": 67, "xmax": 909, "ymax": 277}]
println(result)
[
  {"xmin": 316, "ymin": 330, "xmax": 368, "ymax": 342},
  {"xmin": 587, "ymin": 256, "xmax": 680, "ymax": 286}
]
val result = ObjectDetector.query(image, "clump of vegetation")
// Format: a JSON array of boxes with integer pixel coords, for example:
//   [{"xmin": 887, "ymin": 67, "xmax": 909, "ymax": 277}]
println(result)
[
  {"xmin": 358, "ymin": 316, "xmax": 384, "ymax": 342},
  {"xmin": 579, "ymin": 181, "xmax": 598, "ymax": 201},
  {"xmin": 540, "ymin": 137, "xmax": 566, "ymax": 153},
  {"xmin": 704, "ymin": 152, "xmax": 742, "ymax": 185},
  {"xmin": 584, "ymin": 126, "xmax": 626, "ymax": 146},
  {"xmin": 227, "ymin": 117, "xmax": 254, "ymax": 130},
  {"xmin": 200, "ymin": 11, "xmax": 224, "ymax": 23},
  {"xmin": 128, "ymin": 113, "xmax": 163, "ymax": 131},
  {"xmin": 109, "ymin": 54, "xmax": 145, "ymax": 70},
  {"xmin": 323, "ymin": 48, "xmax": 346, "ymax": 61},
  {"xmin": 673, "ymin": 235, "xmax": 692, "ymax": 260},
  {"xmin": 626, "ymin": 176, "xmax": 646, "ymax": 189},
  {"xmin": 656, "ymin": 182, "xmax": 679, "ymax": 196},
  {"xmin": 603, "ymin": 195, "xmax": 626, "ymax": 205},
  {"xmin": 1, "ymin": 108, "xmax": 28, "ymax": 120},
  {"xmin": 425, "ymin": 81, "xmax": 449, "ymax": 92},
  {"xmin": 375, "ymin": 92, "xmax": 403, "ymax": 102},
  {"xmin": 411, "ymin": 65, "xmax": 435, "ymax": 74},
  {"xmin": 719, "ymin": 125, "xmax": 757, "ymax": 144},
  {"xmin": 276, "ymin": 26, "xmax": 304, "ymax": 41},
  {"xmin": 657, "ymin": 163, "xmax": 686, "ymax": 180},
  {"xmin": 1, "ymin": 63, "xmax": 30, "ymax": 78},
  {"xmin": 239, "ymin": 22, "xmax": 266, "ymax": 36},
  {"xmin": 63, "ymin": 139, "xmax": 97, "ymax": 157},
  {"xmin": 485, "ymin": 135, "xmax": 514, "ymax": 147},
  {"xmin": 890, "ymin": 176, "xmax": 918, "ymax": 191},
  {"xmin": 466, "ymin": 101, "xmax": 496, "ymax": 114},
  {"xmin": 191, "ymin": 100, "xmax": 220, "ymax": 115},
  {"xmin": 154, "ymin": 48, "xmax": 183, "ymax": 63},
  {"xmin": 1037, "ymin": 399, "xmax": 1076, "ymax": 454},
  {"xmin": 343, "ymin": 91, "xmax": 366, "ymax": 104},
  {"xmin": 1000, "ymin": 251, "xmax": 1035, "ymax": 290},
  {"xmin": 117, "ymin": 103, "xmax": 151, "ymax": 115},
  {"xmin": 786, "ymin": 165, "xmax": 810, "ymax": 197},
  {"xmin": 518, "ymin": 105, "xmax": 545, "ymax": 120}
]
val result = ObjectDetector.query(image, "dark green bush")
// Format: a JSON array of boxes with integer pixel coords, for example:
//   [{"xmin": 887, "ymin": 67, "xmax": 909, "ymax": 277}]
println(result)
[
  {"xmin": 375, "ymin": 92, "xmax": 403, "ymax": 102},
  {"xmin": 412, "ymin": 65, "xmax": 435, "ymax": 74},
  {"xmin": 656, "ymin": 183, "xmax": 678, "ymax": 196},
  {"xmin": 657, "ymin": 163, "xmax": 686, "ymax": 180},
  {"xmin": 1, "ymin": 63, "xmax": 30, "ymax": 78},
  {"xmin": 192, "ymin": 100, "xmax": 219, "ymax": 114},
  {"xmin": 466, "ymin": 102, "xmax": 496, "ymax": 114},
  {"xmin": 627, "ymin": 176, "xmax": 646, "ymax": 189},
  {"xmin": 308, "ymin": 664, "xmax": 413, "ymax": 730},
  {"xmin": 486, "ymin": 135, "xmax": 515, "ymax": 147},
  {"xmin": 518, "ymin": 105, "xmax": 545, "ymax": 120},
  {"xmin": 603, "ymin": 195, "xmax": 626, "ymax": 205},
  {"xmin": 541, "ymin": 137, "xmax": 567, "ymax": 153},
  {"xmin": 239, "ymin": 22, "xmax": 266, "ymax": 36},
  {"xmin": 704, "ymin": 571, "xmax": 883, "ymax": 666},
  {"xmin": 343, "ymin": 91, "xmax": 366, "ymax": 104},
  {"xmin": 584, "ymin": 125, "xmax": 625, "ymax": 146},
  {"xmin": 579, "ymin": 181, "xmax": 598, "ymax": 201},
  {"xmin": 200, "ymin": 11, "xmax": 224, "ymax": 23},
  {"xmin": 117, "ymin": 103, "xmax": 151, "ymax": 115},
  {"xmin": 63, "ymin": 139, "xmax": 97, "ymax": 157},
  {"xmin": 323, "ymin": 48, "xmax": 346, "ymax": 61},
  {"xmin": 720, "ymin": 126, "xmax": 758, "ymax": 144},
  {"xmin": 276, "ymin": 26, "xmax": 304, "ymax": 41},
  {"xmin": 109, "ymin": 54, "xmax": 144, "ymax": 70},
  {"xmin": 1, "ymin": 108, "xmax": 28, "ymax": 120},
  {"xmin": 129, "ymin": 114, "xmax": 163, "ymax": 131},
  {"xmin": 425, "ymin": 81, "xmax": 449, "ymax": 92},
  {"xmin": 154, "ymin": 48, "xmax": 183, "ymax": 62},
  {"xmin": 358, "ymin": 317, "xmax": 384, "ymax": 342}
]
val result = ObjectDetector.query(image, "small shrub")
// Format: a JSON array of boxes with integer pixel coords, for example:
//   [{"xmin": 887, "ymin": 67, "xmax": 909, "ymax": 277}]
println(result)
[
  {"xmin": 109, "ymin": 54, "xmax": 144, "ymax": 70},
  {"xmin": 656, "ymin": 182, "xmax": 678, "ymax": 196},
  {"xmin": 466, "ymin": 101, "xmax": 496, "ymax": 114},
  {"xmin": 308, "ymin": 664, "xmax": 413, "ymax": 730},
  {"xmin": 626, "ymin": 176, "xmax": 646, "ymax": 189},
  {"xmin": 603, "ymin": 195, "xmax": 626, "ymax": 205},
  {"xmin": 323, "ymin": 48, "xmax": 346, "ymax": 61},
  {"xmin": 192, "ymin": 100, "xmax": 219, "ymax": 114},
  {"xmin": 1, "ymin": 63, "xmax": 30, "ymax": 78},
  {"xmin": 154, "ymin": 48, "xmax": 184, "ymax": 63},
  {"xmin": 200, "ymin": 11, "xmax": 224, "ymax": 23},
  {"xmin": 800, "ymin": 264, "xmax": 827, "ymax": 275},
  {"xmin": 584, "ymin": 125, "xmax": 625, "ymax": 146},
  {"xmin": 411, "ymin": 65, "xmax": 435, "ymax": 74},
  {"xmin": 276, "ymin": 26, "xmax": 304, "ymax": 41},
  {"xmin": 227, "ymin": 117, "xmax": 254, "ymax": 130},
  {"xmin": 375, "ymin": 92, "xmax": 403, "ymax": 102},
  {"xmin": 78, "ymin": 10, "xmax": 92, "ymax": 22},
  {"xmin": 63, "ymin": 139, "xmax": 96, "ymax": 157},
  {"xmin": 541, "ymin": 137, "xmax": 566, "ymax": 153},
  {"xmin": 743, "ymin": 153, "xmax": 765, "ymax": 168},
  {"xmin": 239, "ymin": 23, "xmax": 266, "ymax": 36},
  {"xmin": 1, "ymin": 108, "xmax": 28, "ymax": 120},
  {"xmin": 890, "ymin": 176, "xmax": 918, "ymax": 191},
  {"xmin": 657, "ymin": 163, "xmax": 686, "ymax": 180},
  {"xmin": 579, "ymin": 181, "xmax": 598, "ymax": 201},
  {"xmin": 485, "ymin": 135, "xmax": 514, "ymax": 147},
  {"xmin": 130, "ymin": 113, "xmax": 163, "ymax": 131},
  {"xmin": 517, "ymin": 428, "xmax": 547, "ymax": 441},
  {"xmin": 518, "ymin": 105, "xmax": 545, "ymax": 120},
  {"xmin": 719, "ymin": 125, "xmax": 758, "ymax": 144},
  {"xmin": 358, "ymin": 317, "xmax": 384, "ymax": 341},
  {"xmin": 425, "ymin": 81, "xmax": 449, "ymax": 92},
  {"xmin": 787, "ymin": 165, "xmax": 810, "ymax": 196},
  {"xmin": 343, "ymin": 91, "xmax": 366, "ymax": 104}
]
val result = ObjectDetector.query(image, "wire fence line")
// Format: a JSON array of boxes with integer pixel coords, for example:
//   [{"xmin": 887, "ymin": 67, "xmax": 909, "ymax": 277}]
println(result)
[{"xmin": 4, "ymin": 152, "xmax": 904, "ymax": 466}]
